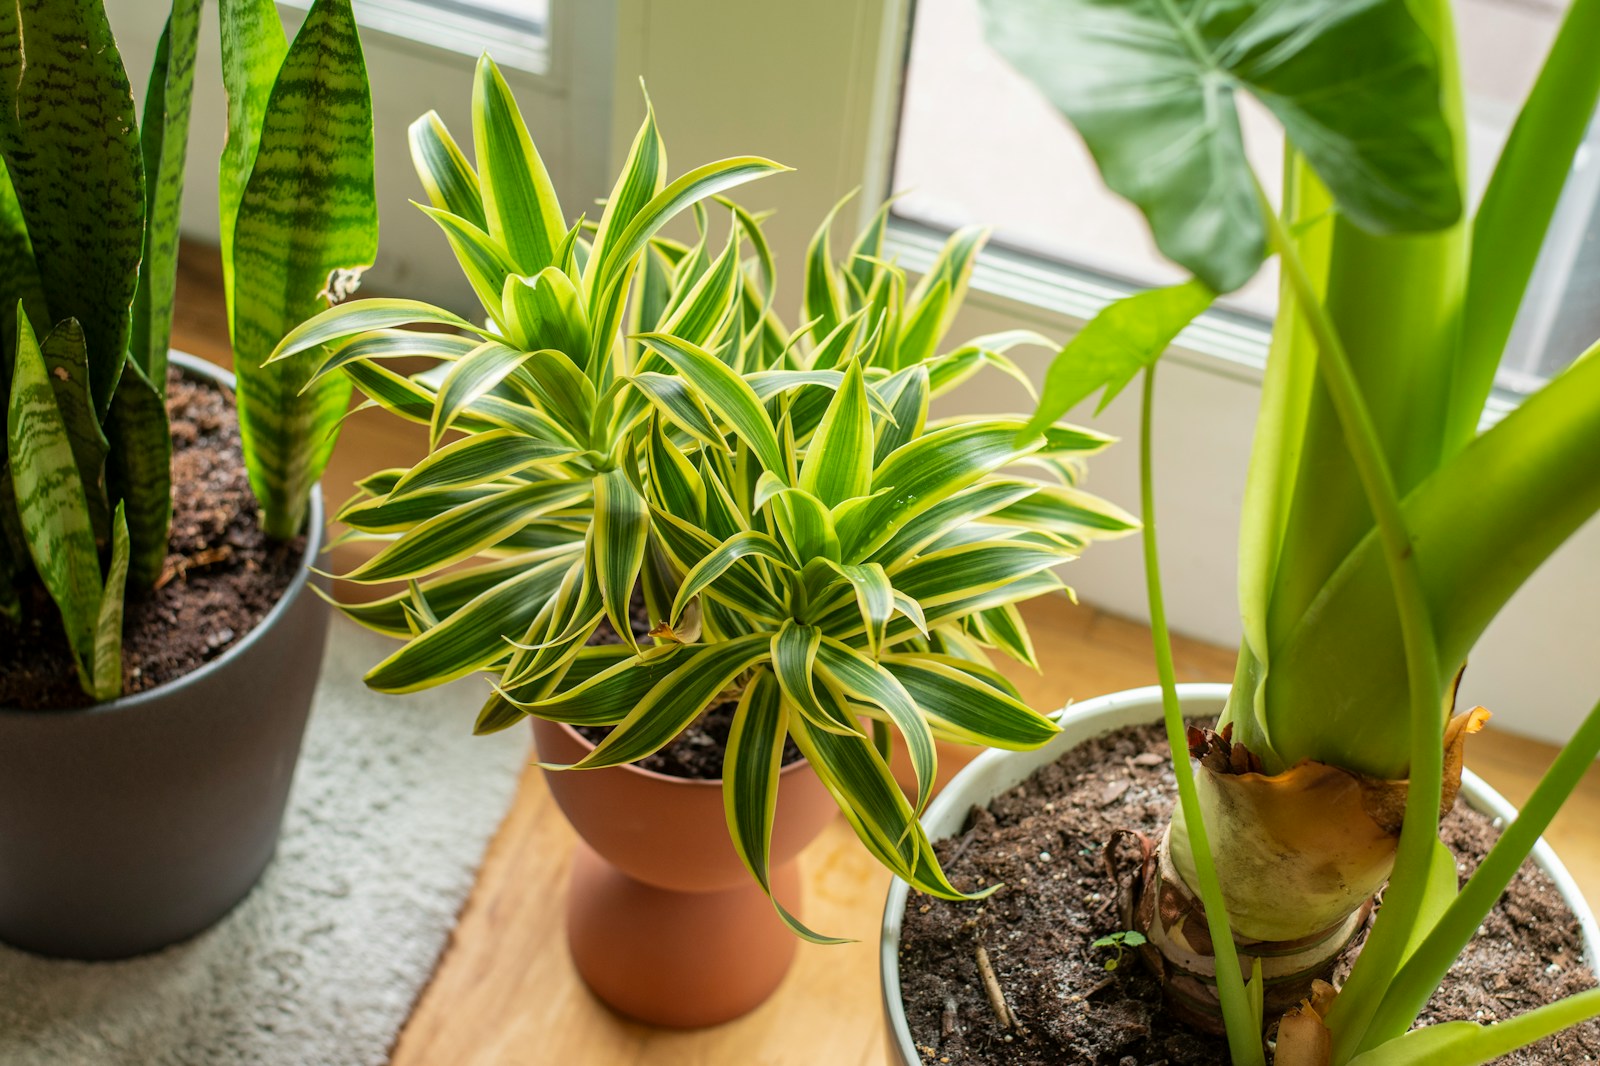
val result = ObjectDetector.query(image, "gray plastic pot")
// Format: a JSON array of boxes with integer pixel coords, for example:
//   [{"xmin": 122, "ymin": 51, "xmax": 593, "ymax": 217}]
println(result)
[
  {"xmin": 880, "ymin": 683, "xmax": 1600, "ymax": 1063},
  {"xmin": 0, "ymin": 352, "xmax": 330, "ymax": 960}
]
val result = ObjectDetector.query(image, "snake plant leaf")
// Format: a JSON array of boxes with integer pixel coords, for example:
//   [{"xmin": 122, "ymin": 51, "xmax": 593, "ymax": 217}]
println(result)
[
  {"xmin": 218, "ymin": 0, "xmax": 288, "ymax": 330},
  {"xmin": 130, "ymin": 0, "xmax": 203, "ymax": 389},
  {"xmin": 8, "ymin": 310, "xmax": 102, "ymax": 681},
  {"xmin": 722, "ymin": 670, "xmax": 849, "ymax": 944},
  {"xmin": 37, "ymin": 320, "xmax": 109, "ymax": 541},
  {"xmin": 1023, "ymin": 279, "xmax": 1215, "ymax": 438},
  {"xmin": 104, "ymin": 355, "xmax": 172, "ymax": 589},
  {"xmin": 637, "ymin": 334, "xmax": 786, "ymax": 476},
  {"xmin": 670, "ymin": 530, "xmax": 791, "ymax": 626},
  {"xmin": 408, "ymin": 110, "xmax": 485, "ymax": 229},
  {"xmin": 0, "ymin": 153, "xmax": 47, "ymax": 371},
  {"xmin": 388, "ymin": 430, "xmax": 578, "ymax": 500},
  {"xmin": 88, "ymin": 501, "xmax": 130, "ymax": 702},
  {"xmin": 587, "ymin": 91, "xmax": 665, "ymax": 293},
  {"xmin": 815, "ymin": 635, "xmax": 937, "ymax": 813},
  {"xmin": 551, "ymin": 633, "xmax": 773, "ymax": 770},
  {"xmin": 799, "ymin": 360, "xmax": 872, "ymax": 507},
  {"xmin": 343, "ymin": 478, "xmax": 591, "ymax": 583},
  {"xmin": 230, "ymin": 0, "xmax": 377, "ymax": 540},
  {"xmin": 473, "ymin": 53, "xmax": 565, "ymax": 276},
  {"xmin": 363, "ymin": 551, "xmax": 576, "ymax": 692},
  {"xmin": 0, "ymin": 0, "xmax": 144, "ymax": 416},
  {"xmin": 880, "ymin": 654, "xmax": 1057, "ymax": 748},
  {"xmin": 590, "ymin": 469, "xmax": 649, "ymax": 652},
  {"xmin": 0, "ymin": 476, "xmax": 20, "ymax": 622},
  {"xmin": 981, "ymin": 0, "xmax": 1462, "ymax": 294},
  {"xmin": 501, "ymin": 269, "xmax": 589, "ymax": 360}
]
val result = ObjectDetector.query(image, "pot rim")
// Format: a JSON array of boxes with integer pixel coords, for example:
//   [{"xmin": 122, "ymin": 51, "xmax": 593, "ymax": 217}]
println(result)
[
  {"xmin": 0, "ymin": 349, "xmax": 324, "ymax": 719},
  {"xmin": 878, "ymin": 682, "xmax": 1600, "ymax": 1063},
  {"xmin": 547, "ymin": 715, "xmax": 816, "ymax": 789}
]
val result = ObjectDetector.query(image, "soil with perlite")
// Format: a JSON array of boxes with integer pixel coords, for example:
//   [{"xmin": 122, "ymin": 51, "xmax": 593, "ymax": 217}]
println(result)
[
  {"xmin": 574, "ymin": 596, "xmax": 804, "ymax": 780},
  {"xmin": 897, "ymin": 721, "xmax": 1600, "ymax": 1065},
  {"xmin": 0, "ymin": 369, "xmax": 305, "ymax": 711}
]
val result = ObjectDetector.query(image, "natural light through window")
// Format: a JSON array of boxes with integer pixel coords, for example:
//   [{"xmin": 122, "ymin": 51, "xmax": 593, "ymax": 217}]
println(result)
[{"xmin": 893, "ymin": 0, "xmax": 1599, "ymax": 389}]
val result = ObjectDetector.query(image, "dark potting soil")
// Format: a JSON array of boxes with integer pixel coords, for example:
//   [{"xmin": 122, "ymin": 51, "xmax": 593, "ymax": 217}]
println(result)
[
  {"xmin": 574, "ymin": 589, "xmax": 804, "ymax": 780},
  {"xmin": 897, "ymin": 721, "xmax": 1600, "ymax": 1066},
  {"xmin": 0, "ymin": 369, "xmax": 304, "ymax": 710}
]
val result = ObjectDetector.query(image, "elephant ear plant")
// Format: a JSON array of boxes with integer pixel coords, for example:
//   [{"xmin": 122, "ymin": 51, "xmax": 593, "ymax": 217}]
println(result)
[
  {"xmin": 987, "ymin": 0, "xmax": 1600, "ymax": 1062},
  {"xmin": 268, "ymin": 65, "xmax": 1138, "ymax": 937},
  {"xmin": 0, "ymin": 0, "xmax": 374, "ymax": 702}
]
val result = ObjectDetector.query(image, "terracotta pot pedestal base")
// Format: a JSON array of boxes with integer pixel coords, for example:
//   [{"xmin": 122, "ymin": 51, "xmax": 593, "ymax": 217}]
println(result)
[{"xmin": 566, "ymin": 840, "xmax": 801, "ymax": 1028}]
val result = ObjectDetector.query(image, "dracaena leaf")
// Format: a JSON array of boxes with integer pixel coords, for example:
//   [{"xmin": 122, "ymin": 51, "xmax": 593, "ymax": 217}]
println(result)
[
  {"xmin": 268, "ymin": 298, "xmax": 489, "ymax": 366},
  {"xmin": 799, "ymin": 360, "xmax": 872, "ymax": 507},
  {"xmin": 473, "ymin": 53, "xmax": 565, "ymax": 275},
  {"xmin": 587, "ymin": 89, "xmax": 665, "ymax": 291},
  {"xmin": 881, "ymin": 653, "xmax": 1058, "ymax": 750},
  {"xmin": 814, "ymin": 636, "xmax": 937, "ymax": 814},
  {"xmin": 308, "ymin": 329, "xmax": 481, "ymax": 388},
  {"xmin": 418, "ymin": 204, "xmax": 520, "ymax": 326},
  {"xmin": 590, "ymin": 469, "xmax": 650, "ymax": 652},
  {"xmin": 803, "ymin": 190, "xmax": 854, "ymax": 340},
  {"xmin": 409, "ymin": 109, "xmax": 485, "ymax": 229},
  {"xmin": 501, "ymin": 268, "xmax": 590, "ymax": 362},
  {"xmin": 637, "ymin": 333, "xmax": 786, "ymax": 476},
  {"xmin": 671, "ymin": 530, "xmax": 791, "ymax": 625},
  {"xmin": 981, "ymin": 0, "xmax": 1462, "ymax": 293},
  {"xmin": 389, "ymin": 430, "xmax": 578, "ymax": 500},
  {"xmin": 514, "ymin": 643, "xmax": 691, "ymax": 724}
]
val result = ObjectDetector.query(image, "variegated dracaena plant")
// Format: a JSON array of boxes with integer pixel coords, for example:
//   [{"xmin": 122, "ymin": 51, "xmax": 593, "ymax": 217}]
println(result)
[
  {"xmin": 0, "ymin": 0, "xmax": 374, "ymax": 701},
  {"xmin": 268, "ymin": 64, "xmax": 1138, "ymax": 933}
]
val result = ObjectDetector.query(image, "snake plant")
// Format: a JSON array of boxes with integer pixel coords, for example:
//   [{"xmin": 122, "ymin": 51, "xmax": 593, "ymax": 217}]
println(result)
[
  {"xmin": 988, "ymin": 0, "xmax": 1600, "ymax": 1062},
  {"xmin": 0, "ymin": 0, "xmax": 375, "ymax": 701},
  {"xmin": 268, "ymin": 65, "xmax": 1137, "ymax": 935}
]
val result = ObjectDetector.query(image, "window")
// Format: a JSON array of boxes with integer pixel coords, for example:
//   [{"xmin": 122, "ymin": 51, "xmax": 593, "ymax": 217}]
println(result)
[
  {"xmin": 336, "ymin": 0, "xmax": 551, "ymax": 73},
  {"xmin": 891, "ymin": 0, "xmax": 1598, "ymax": 391}
]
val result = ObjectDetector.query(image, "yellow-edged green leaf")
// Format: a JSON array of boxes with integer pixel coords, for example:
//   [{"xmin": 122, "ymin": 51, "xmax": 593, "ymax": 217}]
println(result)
[
  {"xmin": 671, "ymin": 530, "xmax": 791, "ymax": 625},
  {"xmin": 591, "ymin": 469, "xmax": 649, "ymax": 652},
  {"xmin": 473, "ymin": 53, "xmax": 565, "ymax": 274},
  {"xmin": 417, "ymin": 203, "xmax": 519, "ymax": 325},
  {"xmin": 800, "ymin": 360, "xmax": 871, "ymax": 506},
  {"xmin": 309, "ymin": 328, "xmax": 480, "ymax": 387},
  {"xmin": 390, "ymin": 430, "xmax": 579, "ymax": 500},
  {"xmin": 408, "ymin": 109, "xmax": 484, "ymax": 228},
  {"xmin": 637, "ymin": 333, "xmax": 785, "ymax": 475},
  {"xmin": 268, "ymin": 297, "xmax": 488, "ymax": 366},
  {"xmin": 586, "ymin": 88, "xmax": 665, "ymax": 291},
  {"xmin": 501, "ymin": 267, "xmax": 590, "ymax": 361},
  {"xmin": 815, "ymin": 635, "xmax": 937, "ymax": 814}
]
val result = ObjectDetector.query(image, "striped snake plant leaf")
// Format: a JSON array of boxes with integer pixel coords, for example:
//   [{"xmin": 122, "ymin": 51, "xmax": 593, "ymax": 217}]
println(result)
[
  {"xmin": 37, "ymin": 319, "xmax": 109, "ymax": 541},
  {"xmin": 590, "ymin": 468, "xmax": 649, "ymax": 653},
  {"xmin": 0, "ymin": 472, "xmax": 20, "ymax": 621},
  {"xmin": 0, "ymin": 155, "xmax": 47, "ymax": 366},
  {"xmin": 0, "ymin": 0, "xmax": 144, "ymax": 418},
  {"xmin": 473, "ymin": 53, "xmax": 565, "ymax": 276},
  {"xmin": 104, "ymin": 354, "xmax": 172, "ymax": 588},
  {"xmin": 269, "ymin": 299, "xmax": 489, "ymax": 367},
  {"xmin": 543, "ymin": 633, "xmax": 771, "ymax": 771},
  {"xmin": 879, "ymin": 654, "xmax": 1058, "ymax": 748},
  {"xmin": 130, "ymin": 0, "xmax": 203, "ymax": 390},
  {"xmin": 722, "ymin": 670, "xmax": 849, "ymax": 944},
  {"xmin": 798, "ymin": 359, "xmax": 871, "ymax": 507},
  {"xmin": 7, "ymin": 309, "xmax": 103, "ymax": 687},
  {"xmin": 363, "ymin": 549, "xmax": 577, "ymax": 693},
  {"xmin": 408, "ymin": 110, "xmax": 485, "ymax": 229},
  {"xmin": 229, "ymin": 0, "xmax": 377, "ymax": 540},
  {"xmin": 88, "ymin": 501, "xmax": 130, "ymax": 702},
  {"xmin": 342, "ymin": 477, "xmax": 591, "ymax": 583},
  {"xmin": 218, "ymin": 0, "xmax": 287, "ymax": 330}
]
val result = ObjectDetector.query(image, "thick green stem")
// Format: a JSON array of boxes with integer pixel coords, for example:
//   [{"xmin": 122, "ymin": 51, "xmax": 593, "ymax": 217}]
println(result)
[
  {"xmin": 1139, "ymin": 368, "xmax": 1266, "ymax": 1066},
  {"xmin": 1258, "ymin": 196, "xmax": 1446, "ymax": 1063}
]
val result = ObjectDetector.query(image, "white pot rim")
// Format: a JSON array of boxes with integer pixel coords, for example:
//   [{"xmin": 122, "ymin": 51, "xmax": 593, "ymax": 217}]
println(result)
[{"xmin": 879, "ymin": 682, "xmax": 1600, "ymax": 1064}]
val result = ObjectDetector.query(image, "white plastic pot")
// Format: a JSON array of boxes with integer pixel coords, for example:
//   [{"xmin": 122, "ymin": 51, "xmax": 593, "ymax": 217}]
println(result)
[{"xmin": 879, "ymin": 683, "xmax": 1600, "ymax": 1064}]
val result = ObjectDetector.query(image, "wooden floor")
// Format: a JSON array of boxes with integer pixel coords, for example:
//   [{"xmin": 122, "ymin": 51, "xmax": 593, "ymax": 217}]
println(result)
[{"xmin": 171, "ymin": 242, "xmax": 1600, "ymax": 1064}]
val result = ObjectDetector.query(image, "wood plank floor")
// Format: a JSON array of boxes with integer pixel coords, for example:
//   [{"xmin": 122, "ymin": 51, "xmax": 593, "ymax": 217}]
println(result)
[{"xmin": 170, "ymin": 241, "xmax": 1600, "ymax": 1064}]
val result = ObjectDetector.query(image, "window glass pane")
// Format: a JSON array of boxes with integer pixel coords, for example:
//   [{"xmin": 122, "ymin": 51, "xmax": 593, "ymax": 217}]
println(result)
[
  {"xmin": 411, "ymin": 0, "xmax": 548, "ymax": 34},
  {"xmin": 892, "ymin": 0, "xmax": 1594, "ymax": 385}
]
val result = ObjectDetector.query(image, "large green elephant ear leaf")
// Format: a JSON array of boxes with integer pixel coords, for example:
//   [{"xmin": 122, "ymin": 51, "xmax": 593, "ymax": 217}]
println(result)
[
  {"xmin": 0, "ymin": 0, "xmax": 146, "ymax": 415},
  {"xmin": 228, "ymin": 0, "xmax": 377, "ymax": 540},
  {"xmin": 979, "ymin": 0, "xmax": 1462, "ymax": 294}
]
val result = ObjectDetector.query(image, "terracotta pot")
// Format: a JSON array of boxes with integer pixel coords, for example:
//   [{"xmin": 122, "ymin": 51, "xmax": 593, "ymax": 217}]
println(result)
[
  {"xmin": 877, "ymin": 684, "xmax": 1600, "ymax": 1064},
  {"xmin": 0, "ymin": 353, "xmax": 330, "ymax": 960},
  {"xmin": 533, "ymin": 717, "xmax": 838, "ymax": 1028}
]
